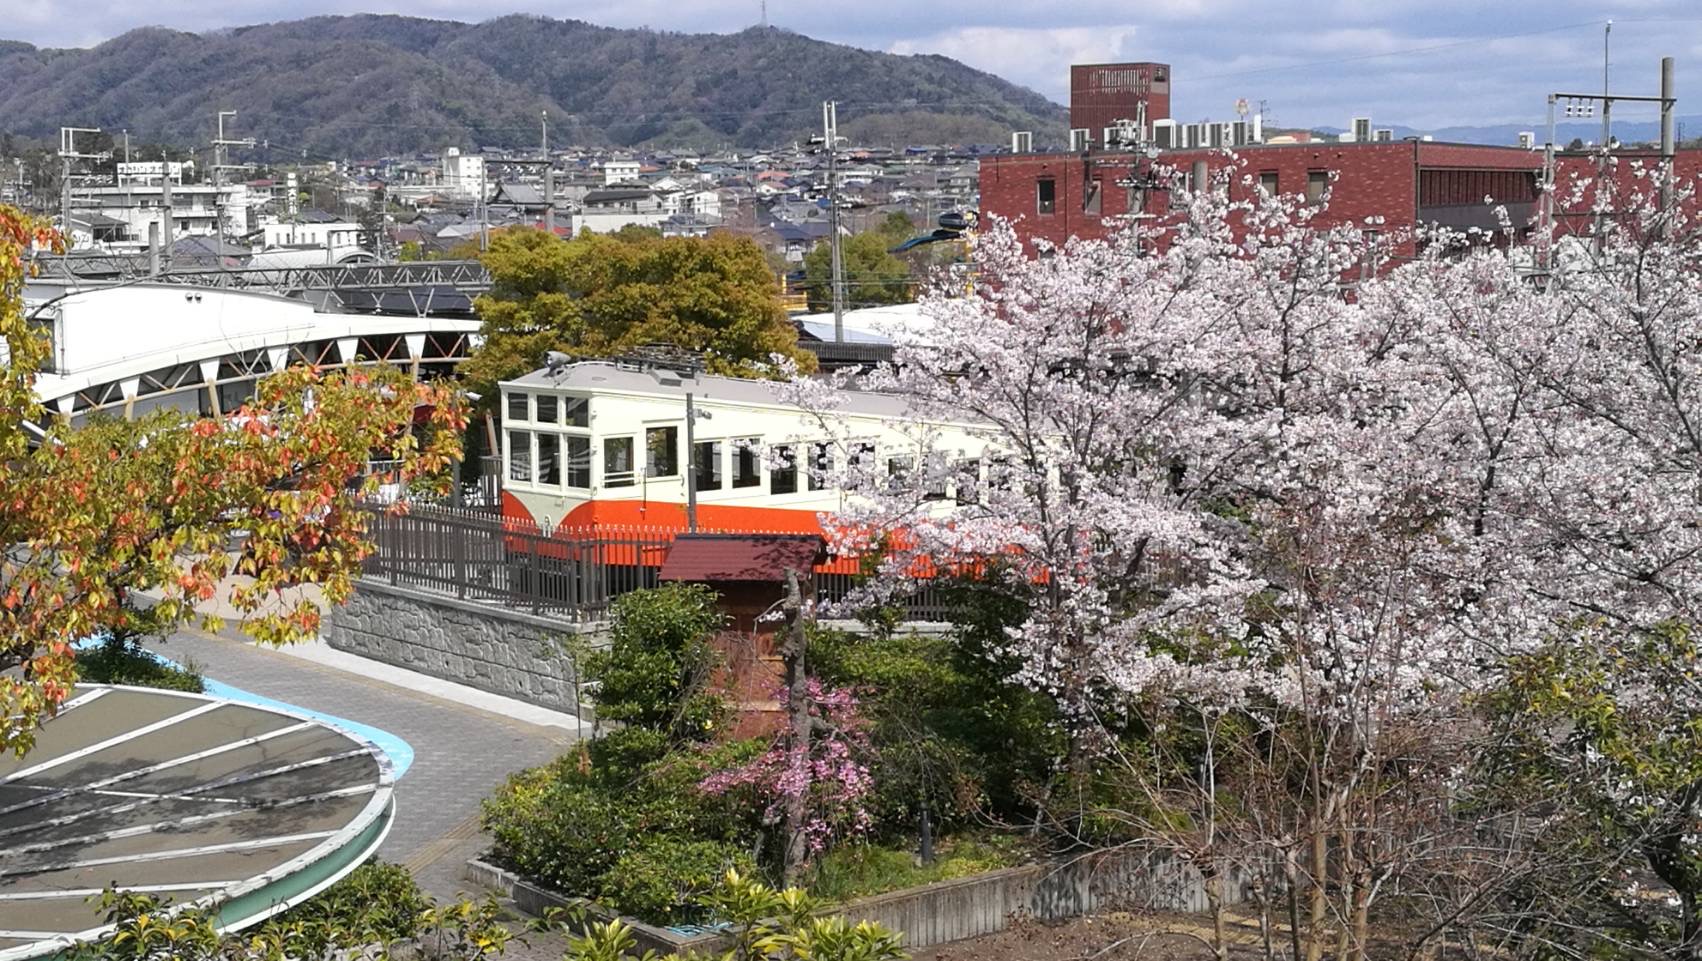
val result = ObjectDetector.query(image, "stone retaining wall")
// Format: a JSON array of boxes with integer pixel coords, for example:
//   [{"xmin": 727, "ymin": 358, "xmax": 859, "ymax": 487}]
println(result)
[{"xmin": 324, "ymin": 580, "xmax": 598, "ymax": 716}]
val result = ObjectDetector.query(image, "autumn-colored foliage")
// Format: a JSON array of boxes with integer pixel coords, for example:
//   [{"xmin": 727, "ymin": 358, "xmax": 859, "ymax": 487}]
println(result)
[{"xmin": 0, "ymin": 205, "xmax": 466, "ymax": 755}]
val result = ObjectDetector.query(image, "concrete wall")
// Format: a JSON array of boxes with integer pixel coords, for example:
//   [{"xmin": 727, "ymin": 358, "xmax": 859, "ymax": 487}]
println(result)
[{"xmin": 324, "ymin": 580, "xmax": 595, "ymax": 716}]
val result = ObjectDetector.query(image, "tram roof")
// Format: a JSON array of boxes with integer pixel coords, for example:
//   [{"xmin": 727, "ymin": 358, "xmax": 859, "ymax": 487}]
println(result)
[{"xmin": 503, "ymin": 361, "xmax": 926, "ymax": 420}]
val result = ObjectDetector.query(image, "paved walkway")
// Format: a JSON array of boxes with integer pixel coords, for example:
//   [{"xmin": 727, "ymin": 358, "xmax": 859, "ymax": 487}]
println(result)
[{"xmin": 149, "ymin": 627, "xmax": 578, "ymax": 903}]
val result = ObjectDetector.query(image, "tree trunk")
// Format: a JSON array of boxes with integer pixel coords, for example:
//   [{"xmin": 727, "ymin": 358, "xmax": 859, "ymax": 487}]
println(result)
[
  {"xmin": 779, "ymin": 568, "xmax": 811, "ymax": 885},
  {"xmin": 1306, "ymin": 826, "xmax": 1328, "ymax": 961}
]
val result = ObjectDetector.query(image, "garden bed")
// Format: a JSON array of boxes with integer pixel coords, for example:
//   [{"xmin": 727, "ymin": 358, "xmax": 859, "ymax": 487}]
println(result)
[{"xmin": 467, "ymin": 843, "xmax": 1246, "ymax": 952}]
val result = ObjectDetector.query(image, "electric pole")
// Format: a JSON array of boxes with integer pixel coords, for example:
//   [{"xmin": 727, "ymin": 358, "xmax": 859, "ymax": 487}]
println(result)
[
  {"xmin": 822, "ymin": 100, "xmax": 845, "ymax": 342},
  {"xmin": 210, "ymin": 110, "xmax": 256, "ymax": 260},
  {"xmin": 58, "ymin": 127, "xmax": 106, "ymax": 249},
  {"xmin": 542, "ymin": 110, "xmax": 555, "ymax": 237}
]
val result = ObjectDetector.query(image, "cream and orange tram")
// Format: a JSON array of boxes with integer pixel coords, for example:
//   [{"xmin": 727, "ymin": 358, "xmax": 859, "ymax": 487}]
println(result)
[{"xmin": 497, "ymin": 361, "xmax": 995, "ymax": 558}]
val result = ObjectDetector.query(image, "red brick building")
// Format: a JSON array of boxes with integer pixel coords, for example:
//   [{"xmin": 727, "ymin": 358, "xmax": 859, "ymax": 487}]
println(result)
[
  {"xmin": 981, "ymin": 140, "xmax": 1548, "ymax": 257},
  {"xmin": 1070, "ymin": 63, "xmax": 1172, "ymax": 148}
]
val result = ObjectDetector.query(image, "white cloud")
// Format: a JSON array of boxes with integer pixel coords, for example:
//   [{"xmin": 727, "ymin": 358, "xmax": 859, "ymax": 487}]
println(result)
[{"xmin": 890, "ymin": 25, "xmax": 1144, "ymax": 100}]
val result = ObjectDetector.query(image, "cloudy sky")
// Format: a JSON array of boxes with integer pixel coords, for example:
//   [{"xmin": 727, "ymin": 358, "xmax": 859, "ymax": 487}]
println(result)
[{"xmin": 9, "ymin": 0, "xmax": 1702, "ymax": 131}]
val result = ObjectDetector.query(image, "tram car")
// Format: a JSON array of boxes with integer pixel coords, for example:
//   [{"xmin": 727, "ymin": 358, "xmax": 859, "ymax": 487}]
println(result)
[{"xmin": 496, "ymin": 360, "xmax": 993, "ymax": 576}]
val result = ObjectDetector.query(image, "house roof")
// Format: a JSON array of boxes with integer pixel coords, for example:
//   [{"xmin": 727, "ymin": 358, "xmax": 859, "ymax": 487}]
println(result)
[
  {"xmin": 583, "ymin": 188, "xmax": 655, "ymax": 204},
  {"xmin": 658, "ymin": 533, "xmax": 825, "ymax": 583}
]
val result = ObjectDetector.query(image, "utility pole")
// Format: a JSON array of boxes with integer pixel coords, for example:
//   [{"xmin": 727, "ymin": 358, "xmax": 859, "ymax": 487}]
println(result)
[
  {"xmin": 479, "ymin": 158, "xmax": 489, "ymax": 252},
  {"xmin": 542, "ymin": 110, "xmax": 555, "ymax": 237},
  {"xmin": 1660, "ymin": 56, "xmax": 1676, "ymax": 229},
  {"xmin": 58, "ymin": 127, "xmax": 105, "ymax": 249},
  {"xmin": 210, "ymin": 110, "xmax": 256, "ymax": 261},
  {"xmin": 122, "ymin": 129, "xmax": 131, "ymax": 165},
  {"xmin": 822, "ymin": 100, "xmax": 845, "ymax": 342},
  {"xmin": 1603, "ymin": 21, "xmax": 1613, "ymax": 149}
]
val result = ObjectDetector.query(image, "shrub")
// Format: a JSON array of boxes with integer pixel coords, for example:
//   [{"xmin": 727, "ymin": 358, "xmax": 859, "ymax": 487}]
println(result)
[
  {"xmin": 598, "ymin": 837, "xmax": 756, "ymax": 925},
  {"xmin": 271, "ymin": 860, "xmax": 430, "ymax": 952},
  {"xmin": 804, "ymin": 836, "xmax": 1028, "ymax": 903},
  {"xmin": 73, "ymin": 636, "xmax": 203, "ymax": 693},
  {"xmin": 582, "ymin": 584, "xmax": 725, "ymax": 743},
  {"xmin": 482, "ymin": 769, "xmax": 630, "ymax": 895},
  {"xmin": 587, "ymin": 725, "xmax": 672, "ymax": 781}
]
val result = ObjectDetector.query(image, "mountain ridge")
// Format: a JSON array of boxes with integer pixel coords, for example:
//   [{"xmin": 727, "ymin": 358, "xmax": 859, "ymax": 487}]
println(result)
[{"xmin": 0, "ymin": 15, "xmax": 1068, "ymax": 155}]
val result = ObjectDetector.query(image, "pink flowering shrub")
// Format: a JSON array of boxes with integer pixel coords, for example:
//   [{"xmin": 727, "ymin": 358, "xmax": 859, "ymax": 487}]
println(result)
[{"xmin": 700, "ymin": 680, "xmax": 875, "ymax": 855}]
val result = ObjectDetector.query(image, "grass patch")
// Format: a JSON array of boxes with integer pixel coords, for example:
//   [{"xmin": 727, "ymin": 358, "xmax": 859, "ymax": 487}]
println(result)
[
  {"xmin": 74, "ymin": 637, "xmax": 204, "ymax": 693},
  {"xmin": 805, "ymin": 835, "xmax": 1030, "ymax": 903}
]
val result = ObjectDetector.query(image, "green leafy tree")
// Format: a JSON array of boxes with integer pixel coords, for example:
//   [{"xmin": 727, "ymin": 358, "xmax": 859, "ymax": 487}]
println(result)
[
  {"xmin": 581, "ymin": 584, "xmax": 727, "ymax": 744},
  {"xmin": 1484, "ymin": 623, "xmax": 1702, "ymax": 958},
  {"xmin": 462, "ymin": 228, "xmax": 813, "ymax": 405},
  {"xmin": 801, "ymin": 219, "xmax": 914, "ymax": 313}
]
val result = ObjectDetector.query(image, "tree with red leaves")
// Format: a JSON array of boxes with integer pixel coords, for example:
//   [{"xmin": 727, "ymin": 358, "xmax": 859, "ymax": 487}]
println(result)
[{"xmin": 0, "ymin": 205, "xmax": 466, "ymax": 756}]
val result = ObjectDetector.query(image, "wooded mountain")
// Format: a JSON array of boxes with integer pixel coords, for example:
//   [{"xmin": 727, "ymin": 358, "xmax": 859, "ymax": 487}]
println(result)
[{"xmin": 0, "ymin": 15, "xmax": 1066, "ymax": 156}]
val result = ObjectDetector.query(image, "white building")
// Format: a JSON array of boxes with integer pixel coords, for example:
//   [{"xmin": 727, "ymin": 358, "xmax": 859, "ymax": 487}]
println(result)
[
  {"xmin": 261, "ymin": 220, "xmax": 362, "ymax": 249},
  {"xmin": 440, "ymin": 148, "xmax": 487, "ymax": 200},
  {"xmin": 116, "ymin": 161, "xmax": 195, "ymax": 186},
  {"xmin": 602, "ymin": 159, "xmax": 641, "ymax": 186},
  {"xmin": 68, "ymin": 182, "xmax": 253, "ymax": 251}
]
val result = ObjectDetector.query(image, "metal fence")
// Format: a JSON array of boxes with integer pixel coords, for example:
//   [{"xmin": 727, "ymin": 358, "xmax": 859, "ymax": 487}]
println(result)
[
  {"xmin": 360, "ymin": 503, "xmax": 960, "ymax": 623},
  {"xmin": 362, "ymin": 504, "xmax": 671, "ymax": 618}
]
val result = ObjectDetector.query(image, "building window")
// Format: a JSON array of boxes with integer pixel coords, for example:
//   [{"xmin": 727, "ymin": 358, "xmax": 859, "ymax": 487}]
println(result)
[
  {"xmin": 1036, "ymin": 178, "xmax": 1056, "ymax": 215},
  {"xmin": 732, "ymin": 438, "xmax": 761, "ymax": 488},
  {"xmin": 1306, "ymin": 170, "xmax": 1328, "ymax": 205},
  {"xmin": 1083, "ymin": 178, "xmax": 1102, "ymax": 216},
  {"xmin": 771, "ymin": 444, "xmax": 798, "ymax": 494},
  {"xmin": 563, "ymin": 395, "xmax": 589, "ymax": 428},
  {"xmin": 566, "ymin": 436, "xmax": 591, "ymax": 488},
  {"xmin": 508, "ymin": 430, "xmax": 532, "ymax": 483},
  {"xmin": 506, "ymin": 392, "xmax": 529, "ymax": 422},
  {"xmin": 693, "ymin": 440, "xmax": 723, "ymax": 492},
  {"xmin": 535, "ymin": 394, "xmax": 558, "ymax": 424},
  {"xmin": 537, "ymin": 433, "xmax": 561, "ymax": 486},
  {"xmin": 604, "ymin": 436, "xmax": 635, "ymax": 487},
  {"xmin": 808, "ymin": 442, "xmax": 834, "ymax": 491},
  {"xmin": 646, "ymin": 425, "xmax": 679, "ymax": 477},
  {"xmin": 1259, "ymin": 171, "xmax": 1279, "ymax": 196}
]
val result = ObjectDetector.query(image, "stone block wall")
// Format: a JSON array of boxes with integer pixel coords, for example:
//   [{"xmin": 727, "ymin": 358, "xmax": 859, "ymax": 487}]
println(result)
[{"xmin": 324, "ymin": 581, "xmax": 598, "ymax": 716}]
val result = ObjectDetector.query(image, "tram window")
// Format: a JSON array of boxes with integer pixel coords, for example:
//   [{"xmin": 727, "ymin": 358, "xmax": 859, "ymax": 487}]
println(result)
[
  {"xmin": 566, "ymin": 436, "xmax": 591, "ymax": 488},
  {"xmin": 508, "ymin": 430, "xmax": 532, "ymax": 483},
  {"xmin": 733, "ymin": 438, "xmax": 761, "ymax": 488},
  {"xmin": 955, "ymin": 459, "xmax": 981, "ymax": 505},
  {"xmin": 563, "ymin": 395, "xmax": 589, "ymax": 428},
  {"xmin": 537, "ymin": 434, "xmax": 561, "ymax": 486},
  {"xmin": 536, "ymin": 394, "xmax": 558, "ymax": 424},
  {"xmin": 849, "ymin": 442, "xmax": 876, "ymax": 490},
  {"xmin": 646, "ymin": 425, "xmax": 680, "ymax": 477},
  {"xmin": 693, "ymin": 440, "xmax": 723, "ymax": 491},
  {"xmin": 922, "ymin": 452, "xmax": 948, "ymax": 501},
  {"xmin": 604, "ymin": 436, "xmax": 635, "ymax": 488},
  {"xmin": 887, "ymin": 455, "xmax": 914, "ymax": 493},
  {"xmin": 988, "ymin": 455, "xmax": 1014, "ymax": 493},
  {"xmin": 771, "ymin": 444, "xmax": 798, "ymax": 494},
  {"xmin": 808, "ymin": 442, "xmax": 834, "ymax": 491},
  {"xmin": 506, "ymin": 392, "xmax": 529, "ymax": 422}
]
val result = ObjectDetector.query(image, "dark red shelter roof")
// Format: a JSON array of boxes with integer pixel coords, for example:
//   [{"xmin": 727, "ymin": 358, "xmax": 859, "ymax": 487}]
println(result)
[{"xmin": 658, "ymin": 533, "xmax": 826, "ymax": 583}]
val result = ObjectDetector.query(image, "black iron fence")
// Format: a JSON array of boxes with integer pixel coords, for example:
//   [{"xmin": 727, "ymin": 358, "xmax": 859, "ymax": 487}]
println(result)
[
  {"xmin": 359, "ymin": 502, "xmax": 961, "ymax": 624},
  {"xmin": 361, "ymin": 504, "xmax": 671, "ymax": 619}
]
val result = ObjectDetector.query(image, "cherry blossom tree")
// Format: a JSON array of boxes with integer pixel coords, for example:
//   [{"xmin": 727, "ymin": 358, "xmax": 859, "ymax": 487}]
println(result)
[{"xmin": 783, "ymin": 157, "xmax": 1702, "ymax": 959}]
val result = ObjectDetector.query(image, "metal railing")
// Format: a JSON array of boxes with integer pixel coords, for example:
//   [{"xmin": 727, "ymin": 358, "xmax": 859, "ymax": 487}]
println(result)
[
  {"xmin": 358, "ymin": 502, "xmax": 960, "ymax": 623},
  {"xmin": 361, "ymin": 503, "xmax": 670, "ymax": 619}
]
